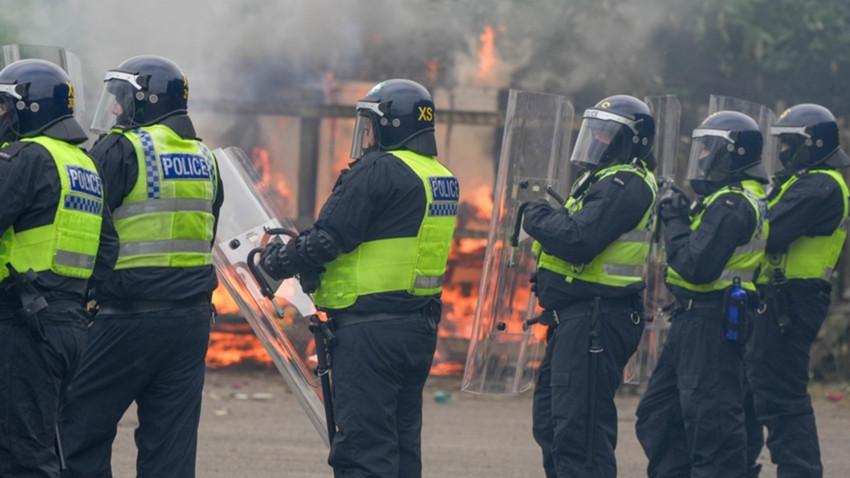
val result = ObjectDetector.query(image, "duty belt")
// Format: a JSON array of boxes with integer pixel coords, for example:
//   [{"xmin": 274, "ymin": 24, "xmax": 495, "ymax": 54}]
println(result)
[
  {"xmin": 330, "ymin": 309, "xmax": 433, "ymax": 330},
  {"xmin": 552, "ymin": 296, "xmax": 640, "ymax": 324},
  {"xmin": 676, "ymin": 297, "xmax": 723, "ymax": 311},
  {"xmin": 96, "ymin": 295, "xmax": 209, "ymax": 315}
]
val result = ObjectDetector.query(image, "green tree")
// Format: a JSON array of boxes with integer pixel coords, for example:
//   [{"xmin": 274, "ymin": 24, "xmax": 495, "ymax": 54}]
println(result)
[{"xmin": 653, "ymin": 0, "xmax": 850, "ymax": 115}]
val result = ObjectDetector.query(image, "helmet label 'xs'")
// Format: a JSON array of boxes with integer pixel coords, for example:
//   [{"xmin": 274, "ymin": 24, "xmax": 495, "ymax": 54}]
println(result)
[{"xmin": 418, "ymin": 106, "xmax": 433, "ymax": 122}]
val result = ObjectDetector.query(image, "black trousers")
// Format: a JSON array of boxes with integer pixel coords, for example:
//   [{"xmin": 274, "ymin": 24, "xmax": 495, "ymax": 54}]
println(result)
[
  {"xmin": 745, "ymin": 286, "xmax": 829, "ymax": 478},
  {"xmin": 0, "ymin": 305, "xmax": 89, "ymax": 478},
  {"xmin": 327, "ymin": 312, "xmax": 438, "ymax": 478},
  {"xmin": 60, "ymin": 303, "xmax": 212, "ymax": 478},
  {"xmin": 532, "ymin": 302, "xmax": 644, "ymax": 478},
  {"xmin": 635, "ymin": 306, "xmax": 748, "ymax": 478}
]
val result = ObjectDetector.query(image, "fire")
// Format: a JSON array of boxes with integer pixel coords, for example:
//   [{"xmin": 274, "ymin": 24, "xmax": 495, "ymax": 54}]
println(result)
[
  {"xmin": 207, "ymin": 322, "xmax": 272, "ymax": 368},
  {"xmin": 476, "ymin": 25, "xmax": 506, "ymax": 85},
  {"xmin": 425, "ymin": 62, "xmax": 439, "ymax": 84},
  {"xmin": 253, "ymin": 145, "xmax": 294, "ymax": 209},
  {"xmin": 212, "ymin": 282, "xmax": 240, "ymax": 315},
  {"xmin": 477, "ymin": 25, "xmax": 496, "ymax": 83}
]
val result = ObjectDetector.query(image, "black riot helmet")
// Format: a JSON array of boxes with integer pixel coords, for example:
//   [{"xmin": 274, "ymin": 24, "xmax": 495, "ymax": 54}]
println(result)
[
  {"xmin": 90, "ymin": 55, "xmax": 188, "ymax": 134},
  {"xmin": 350, "ymin": 79, "xmax": 437, "ymax": 160},
  {"xmin": 570, "ymin": 95, "xmax": 655, "ymax": 170},
  {"xmin": 0, "ymin": 59, "xmax": 82, "ymax": 143},
  {"xmin": 770, "ymin": 103, "xmax": 850, "ymax": 172},
  {"xmin": 687, "ymin": 110, "xmax": 767, "ymax": 196}
]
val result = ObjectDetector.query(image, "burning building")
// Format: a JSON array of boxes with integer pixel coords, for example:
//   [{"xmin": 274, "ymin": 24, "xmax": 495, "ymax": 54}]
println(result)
[{"xmin": 195, "ymin": 76, "xmax": 506, "ymax": 375}]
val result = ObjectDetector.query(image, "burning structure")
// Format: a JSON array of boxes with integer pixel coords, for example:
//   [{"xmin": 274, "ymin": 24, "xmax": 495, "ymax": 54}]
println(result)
[{"xmin": 195, "ymin": 76, "xmax": 506, "ymax": 374}]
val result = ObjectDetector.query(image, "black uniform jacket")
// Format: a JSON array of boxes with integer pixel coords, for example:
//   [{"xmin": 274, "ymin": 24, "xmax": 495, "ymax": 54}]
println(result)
[
  {"xmin": 0, "ymin": 119, "xmax": 118, "ymax": 306},
  {"xmin": 314, "ymin": 149, "xmax": 442, "ymax": 314},
  {"xmin": 522, "ymin": 167, "xmax": 655, "ymax": 310},
  {"xmin": 664, "ymin": 185, "xmax": 759, "ymax": 302},
  {"xmin": 89, "ymin": 114, "xmax": 224, "ymax": 303}
]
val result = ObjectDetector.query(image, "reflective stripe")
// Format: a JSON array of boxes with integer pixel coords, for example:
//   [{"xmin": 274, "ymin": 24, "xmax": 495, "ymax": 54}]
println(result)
[
  {"xmin": 136, "ymin": 130, "xmax": 161, "ymax": 199},
  {"xmin": 113, "ymin": 198, "xmax": 213, "ymax": 220},
  {"xmin": 718, "ymin": 269, "xmax": 754, "ymax": 282},
  {"xmin": 414, "ymin": 275, "xmax": 444, "ymax": 289},
  {"xmin": 602, "ymin": 263, "xmax": 644, "ymax": 276},
  {"xmin": 119, "ymin": 239, "xmax": 210, "ymax": 256},
  {"xmin": 54, "ymin": 249, "xmax": 96, "ymax": 270},
  {"xmin": 733, "ymin": 239, "xmax": 766, "ymax": 255},
  {"xmin": 619, "ymin": 230, "xmax": 652, "ymax": 242}
]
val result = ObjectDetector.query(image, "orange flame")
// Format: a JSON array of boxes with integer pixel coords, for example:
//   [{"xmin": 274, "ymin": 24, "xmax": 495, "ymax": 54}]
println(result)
[{"xmin": 426, "ymin": 62, "xmax": 439, "ymax": 83}]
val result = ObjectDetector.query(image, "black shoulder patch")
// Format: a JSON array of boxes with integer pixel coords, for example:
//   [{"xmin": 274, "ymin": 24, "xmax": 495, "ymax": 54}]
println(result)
[
  {"xmin": 90, "ymin": 133, "xmax": 124, "ymax": 152},
  {"xmin": 719, "ymin": 193, "xmax": 743, "ymax": 209},
  {"xmin": 0, "ymin": 141, "xmax": 34, "ymax": 161},
  {"xmin": 610, "ymin": 171, "xmax": 632, "ymax": 189}
]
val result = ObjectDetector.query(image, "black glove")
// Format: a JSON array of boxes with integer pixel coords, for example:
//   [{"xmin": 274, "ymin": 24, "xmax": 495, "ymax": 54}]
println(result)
[
  {"xmin": 523, "ymin": 199, "xmax": 554, "ymax": 216},
  {"xmin": 299, "ymin": 268, "xmax": 324, "ymax": 294},
  {"xmin": 259, "ymin": 241, "xmax": 295, "ymax": 281},
  {"xmin": 658, "ymin": 188, "xmax": 690, "ymax": 224}
]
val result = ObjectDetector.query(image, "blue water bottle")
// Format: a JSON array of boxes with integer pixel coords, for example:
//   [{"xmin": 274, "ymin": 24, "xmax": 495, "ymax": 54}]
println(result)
[{"xmin": 726, "ymin": 277, "xmax": 747, "ymax": 342}]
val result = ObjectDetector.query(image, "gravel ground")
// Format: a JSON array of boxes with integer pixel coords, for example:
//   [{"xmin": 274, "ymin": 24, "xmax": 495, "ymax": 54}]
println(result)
[{"xmin": 107, "ymin": 369, "xmax": 850, "ymax": 477}]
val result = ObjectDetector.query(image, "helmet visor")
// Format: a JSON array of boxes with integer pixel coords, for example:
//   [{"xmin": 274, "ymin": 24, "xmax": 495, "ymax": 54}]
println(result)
[
  {"xmin": 686, "ymin": 129, "xmax": 733, "ymax": 184},
  {"xmin": 0, "ymin": 93, "xmax": 19, "ymax": 144},
  {"xmin": 350, "ymin": 106, "xmax": 379, "ymax": 160},
  {"xmin": 570, "ymin": 116, "xmax": 625, "ymax": 169},
  {"xmin": 90, "ymin": 73, "xmax": 139, "ymax": 134}
]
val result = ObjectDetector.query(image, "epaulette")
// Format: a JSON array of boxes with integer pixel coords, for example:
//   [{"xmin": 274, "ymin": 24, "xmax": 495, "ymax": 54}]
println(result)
[
  {"xmin": 90, "ymin": 133, "xmax": 124, "ymax": 152},
  {"xmin": 0, "ymin": 141, "xmax": 34, "ymax": 161}
]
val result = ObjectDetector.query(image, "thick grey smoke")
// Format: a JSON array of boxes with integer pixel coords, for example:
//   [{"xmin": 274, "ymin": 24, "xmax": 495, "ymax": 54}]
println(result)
[{"xmin": 2, "ymin": 0, "xmax": 672, "ymax": 110}]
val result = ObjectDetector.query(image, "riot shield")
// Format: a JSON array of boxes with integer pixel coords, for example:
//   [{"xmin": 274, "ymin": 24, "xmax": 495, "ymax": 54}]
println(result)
[
  {"xmin": 708, "ymin": 95, "xmax": 778, "ymax": 180},
  {"xmin": 462, "ymin": 90, "xmax": 574, "ymax": 395},
  {"xmin": 623, "ymin": 95, "xmax": 682, "ymax": 385},
  {"xmin": 0, "ymin": 44, "xmax": 87, "ymax": 128},
  {"xmin": 211, "ymin": 146, "xmax": 330, "ymax": 446}
]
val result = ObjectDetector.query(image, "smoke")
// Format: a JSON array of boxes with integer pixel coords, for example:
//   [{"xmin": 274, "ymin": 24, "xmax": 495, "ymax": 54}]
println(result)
[{"xmin": 2, "ymin": 0, "xmax": 674, "ymax": 109}]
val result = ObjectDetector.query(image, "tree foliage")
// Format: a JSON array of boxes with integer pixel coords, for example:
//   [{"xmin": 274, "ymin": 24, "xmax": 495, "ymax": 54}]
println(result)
[{"xmin": 654, "ymin": 0, "xmax": 850, "ymax": 115}]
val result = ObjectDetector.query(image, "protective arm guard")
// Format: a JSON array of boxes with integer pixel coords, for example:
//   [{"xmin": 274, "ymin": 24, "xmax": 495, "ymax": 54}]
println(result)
[{"xmin": 260, "ymin": 227, "xmax": 341, "ymax": 281}]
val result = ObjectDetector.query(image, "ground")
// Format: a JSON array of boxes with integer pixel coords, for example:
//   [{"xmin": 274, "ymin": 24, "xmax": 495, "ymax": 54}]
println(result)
[{"xmin": 108, "ymin": 369, "xmax": 850, "ymax": 477}]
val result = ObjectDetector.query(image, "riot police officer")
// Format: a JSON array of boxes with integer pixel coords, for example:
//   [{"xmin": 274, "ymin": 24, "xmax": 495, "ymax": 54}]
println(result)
[
  {"xmin": 0, "ymin": 59, "xmax": 115, "ymax": 477},
  {"xmin": 635, "ymin": 110, "xmax": 769, "ymax": 477},
  {"xmin": 745, "ymin": 104, "xmax": 850, "ymax": 478},
  {"xmin": 523, "ymin": 95, "xmax": 657, "ymax": 477},
  {"xmin": 60, "ymin": 55, "xmax": 223, "ymax": 478},
  {"xmin": 259, "ymin": 79, "xmax": 458, "ymax": 477}
]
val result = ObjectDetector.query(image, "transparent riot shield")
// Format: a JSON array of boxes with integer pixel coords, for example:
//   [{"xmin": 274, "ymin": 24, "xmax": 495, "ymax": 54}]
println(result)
[
  {"xmin": 0, "ymin": 44, "xmax": 87, "ymax": 128},
  {"xmin": 462, "ymin": 90, "xmax": 574, "ymax": 395},
  {"xmin": 211, "ymin": 146, "xmax": 330, "ymax": 446},
  {"xmin": 708, "ymin": 95, "xmax": 778, "ymax": 181},
  {"xmin": 623, "ymin": 95, "xmax": 682, "ymax": 385}
]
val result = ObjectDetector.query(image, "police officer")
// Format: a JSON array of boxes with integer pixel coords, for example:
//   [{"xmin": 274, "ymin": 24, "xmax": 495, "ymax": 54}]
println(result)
[
  {"xmin": 745, "ymin": 104, "xmax": 850, "ymax": 478},
  {"xmin": 523, "ymin": 95, "xmax": 657, "ymax": 477},
  {"xmin": 635, "ymin": 110, "xmax": 769, "ymax": 477},
  {"xmin": 0, "ymin": 59, "xmax": 116, "ymax": 477},
  {"xmin": 60, "ymin": 55, "xmax": 223, "ymax": 478},
  {"xmin": 259, "ymin": 79, "xmax": 458, "ymax": 477}
]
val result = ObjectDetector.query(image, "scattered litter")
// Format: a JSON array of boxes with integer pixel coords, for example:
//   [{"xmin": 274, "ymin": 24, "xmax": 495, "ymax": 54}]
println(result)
[
  {"xmin": 826, "ymin": 392, "xmax": 846, "ymax": 402},
  {"xmin": 232, "ymin": 381, "xmax": 244, "ymax": 389},
  {"xmin": 433, "ymin": 391, "xmax": 452, "ymax": 404},
  {"xmin": 212, "ymin": 408, "xmax": 229, "ymax": 416},
  {"xmin": 234, "ymin": 392, "xmax": 249, "ymax": 400},
  {"xmin": 252, "ymin": 393, "xmax": 274, "ymax": 401}
]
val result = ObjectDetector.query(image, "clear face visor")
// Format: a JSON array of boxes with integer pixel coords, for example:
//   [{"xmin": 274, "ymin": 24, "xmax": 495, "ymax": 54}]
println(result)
[
  {"xmin": 350, "ymin": 103, "xmax": 381, "ymax": 159},
  {"xmin": 90, "ymin": 72, "xmax": 141, "ymax": 134},
  {"xmin": 0, "ymin": 87, "xmax": 21, "ymax": 143},
  {"xmin": 686, "ymin": 128, "xmax": 734, "ymax": 183},
  {"xmin": 569, "ymin": 114, "xmax": 631, "ymax": 169}
]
